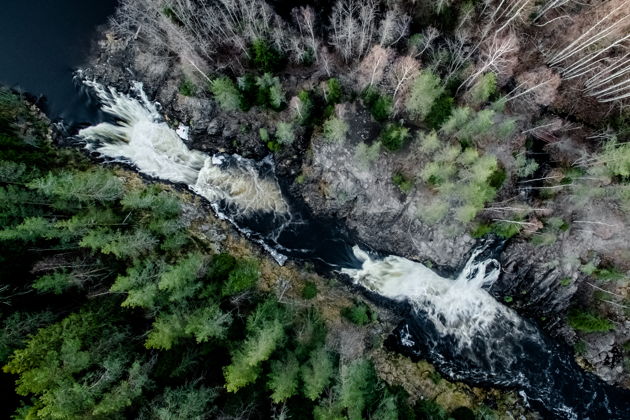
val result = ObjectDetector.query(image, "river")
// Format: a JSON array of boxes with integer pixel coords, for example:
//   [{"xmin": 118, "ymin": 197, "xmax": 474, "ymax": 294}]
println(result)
[{"xmin": 2, "ymin": 1, "xmax": 630, "ymax": 419}]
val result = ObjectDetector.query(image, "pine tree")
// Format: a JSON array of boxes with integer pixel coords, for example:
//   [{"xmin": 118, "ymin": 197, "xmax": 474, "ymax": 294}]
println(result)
[
  {"xmin": 209, "ymin": 77, "xmax": 243, "ymax": 111},
  {"xmin": 323, "ymin": 116, "xmax": 349, "ymax": 143},
  {"xmin": 267, "ymin": 355, "xmax": 300, "ymax": 403},
  {"xmin": 338, "ymin": 358, "xmax": 377, "ymax": 420},
  {"xmin": 406, "ymin": 70, "xmax": 444, "ymax": 121},
  {"xmin": 301, "ymin": 346, "xmax": 334, "ymax": 400}
]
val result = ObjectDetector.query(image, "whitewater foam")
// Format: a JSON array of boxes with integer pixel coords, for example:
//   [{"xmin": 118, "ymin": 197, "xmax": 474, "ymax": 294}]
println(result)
[
  {"xmin": 78, "ymin": 80, "xmax": 288, "ymax": 215},
  {"xmin": 342, "ymin": 246, "xmax": 520, "ymax": 346}
]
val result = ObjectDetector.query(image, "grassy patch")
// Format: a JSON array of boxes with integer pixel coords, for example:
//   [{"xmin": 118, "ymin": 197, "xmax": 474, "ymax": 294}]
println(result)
[
  {"xmin": 302, "ymin": 281, "xmax": 318, "ymax": 300},
  {"xmin": 178, "ymin": 79, "xmax": 197, "ymax": 97}
]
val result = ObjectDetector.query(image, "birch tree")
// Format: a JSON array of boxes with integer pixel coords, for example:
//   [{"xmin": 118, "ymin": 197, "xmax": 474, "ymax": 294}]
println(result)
[
  {"xmin": 330, "ymin": 0, "xmax": 378, "ymax": 61},
  {"xmin": 388, "ymin": 56, "xmax": 421, "ymax": 109}
]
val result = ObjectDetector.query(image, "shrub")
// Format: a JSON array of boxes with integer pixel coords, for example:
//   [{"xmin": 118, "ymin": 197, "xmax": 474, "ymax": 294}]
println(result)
[
  {"xmin": 178, "ymin": 79, "xmax": 197, "ymax": 97},
  {"xmin": 354, "ymin": 141, "xmax": 381, "ymax": 169},
  {"xmin": 302, "ymin": 281, "xmax": 318, "ymax": 299},
  {"xmin": 425, "ymin": 95, "xmax": 454, "ymax": 130},
  {"xmin": 296, "ymin": 90, "xmax": 314, "ymax": 125},
  {"xmin": 323, "ymin": 116, "xmax": 349, "ymax": 143},
  {"xmin": 362, "ymin": 86, "xmax": 392, "ymax": 121},
  {"xmin": 258, "ymin": 127, "xmax": 270, "ymax": 143},
  {"xmin": 250, "ymin": 39, "xmax": 284, "ymax": 73},
  {"xmin": 209, "ymin": 77, "xmax": 242, "ymax": 111},
  {"xmin": 379, "ymin": 124, "xmax": 410, "ymax": 151},
  {"xmin": 567, "ymin": 309, "xmax": 614, "ymax": 333},
  {"xmin": 467, "ymin": 72, "xmax": 497, "ymax": 107},
  {"xmin": 392, "ymin": 172, "xmax": 413, "ymax": 194},
  {"xmin": 275, "ymin": 122, "xmax": 295, "ymax": 145},
  {"xmin": 419, "ymin": 200, "xmax": 449, "ymax": 224},
  {"xmin": 325, "ymin": 78, "xmax": 343, "ymax": 104},
  {"xmin": 417, "ymin": 130, "xmax": 441, "ymax": 154},
  {"xmin": 341, "ymin": 302, "xmax": 374, "ymax": 325},
  {"xmin": 515, "ymin": 154, "xmax": 539, "ymax": 178},
  {"xmin": 255, "ymin": 73, "xmax": 285, "ymax": 110},
  {"xmin": 221, "ymin": 259, "xmax": 260, "ymax": 296}
]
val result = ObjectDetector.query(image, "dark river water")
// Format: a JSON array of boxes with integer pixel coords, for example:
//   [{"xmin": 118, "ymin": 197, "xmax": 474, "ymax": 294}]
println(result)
[
  {"xmin": 0, "ymin": 0, "xmax": 117, "ymax": 121},
  {"xmin": 1, "ymin": 1, "xmax": 630, "ymax": 419}
]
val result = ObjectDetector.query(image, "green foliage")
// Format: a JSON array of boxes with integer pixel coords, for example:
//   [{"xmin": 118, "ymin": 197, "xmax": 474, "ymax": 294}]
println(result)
[
  {"xmin": 148, "ymin": 384, "xmax": 217, "ymax": 420},
  {"xmin": 302, "ymin": 346, "xmax": 334, "ymax": 400},
  {"xmin": 207, "ymin": 253, "xmax": 236, "ymax": 282},
  {"xmin": 325, "ymin": 78, "xmax": 343, "ymax": 104},
  {"xmin": 323, "ymin": 116, "xmax": 349, "ymax": 143},
  {"xmin": 33, "ymin": 272, "xmax": 73, "ymax": 294},
  {"xmin": 209, "ymin": 77, "xmax": 243, "ymax": 111},
  {"xmin": 339, "ymin": 359, "xmax": 377, "ymax": 420},
  {"xmin": 224, "ymin": 300, "xmax": 286, "ymax": 392},
  {"xmin": 406, "ymin": 70, "xmax": 444, "ymax": 121},
  {"xmin": 250, "ymin": 39, "xmax": 284, "ymax": 73},
  {"xmin": 158, "ymin": 252, "xmax": 205, "ymax": 301},
  {"xmin": 363, "ymin": 86, "xmax": 392, "ymax": 121},
  {"xmin": 296, "ymin": 90, "xmax": 315, "ymax": 125},
  {"xmin": 354, "ymin": 141, "xmax": 381, "ymax": 169},
  {"xmin": 380, "ymin": 124, "xmax": 410, "ymax": 151},
  {"xmin": 255, "ymin": 73, "xmax": 285, "ymax": 110},
  {"xmin": 392, "ymin": 172, "xmax": 414, "ymax": 193},
  {"xmin": 0, "ymin": 311, "xmax": 55, "ymax": 363},
  {"xmin": 418, "ymin": 130, "xmax": 441, "ymax": 154},
  {"xmin": 302, "ymin": 281, "xmax": 318, "ymax": 299},
  {"xmin": 597, "ymin": 139, "xmax": 630, "ymax": 178},
  {"xmin": 80, "ymin": 228, "xmax": 158, "ymax": 259},
  {"xmin": 515, "ymin": 154, "xmax": 539, "ymax": 178},
  {"xmin": 258, "ymin": 127, "xmax": 270, "ymax": 143},
  {"xmin": 425, "ymin": 95, "xmax": 454, "ymax": 130},
  {"xmin": 275, "ymin": 121, "xmax": 295, "ymax": 145},
  {"xmin": 415, "ymin": 398, "xmax": 449, "ymax": 419},
  {"xmin": 3, "ymin": 306, "xmax": 150, "ymax": 419},
  {"xmin": 28, "ymin": 169, "xmax": 124, "ymax": 203},
  {"xmin": 441, "ymin": 106, "xmax": 472, "ymax": 136},
  {"xmin": 467, "ymin": 72, "xmax": 497, "ymax": 107},
  {"xmin": 222, "ymin": 259, "xmax": 260, "ymax": 296},
  {"xmin": 341, "ymin": 301, "xmax": 375, "ymax": 325},
  {"xmin": 178, "ymin": 78, "xmax": 197, "ymax": 97},
  {"xmin": 267, "ymin": 355, "xmax": 300, "ymax": 403},
  {"xmin": 567, "ymin": 309, "xmax": 614, "ymax": 333}
]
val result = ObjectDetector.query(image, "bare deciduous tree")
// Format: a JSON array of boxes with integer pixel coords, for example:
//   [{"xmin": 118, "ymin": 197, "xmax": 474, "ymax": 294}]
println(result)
[
  {"xmin": 462, "ymin": 33, "xmax": 519, "ymax": 87},
  {"xmin": 292, "ymin": 6, "xmax": 319, "ymax": 62},
  {"xmin": 330, "ymin": 0, "xmax": 378, "ymax": 62},
  {"xmin": 388, "ymin": 56, "xmax": 421, "ymax": 109},
  {"xmin": 355, "ymin": 45, "xmax": 393, "ymax": 90},
  {"xmin": 378, "ymin": 6, "xmax": 411, "ymax": 47}
]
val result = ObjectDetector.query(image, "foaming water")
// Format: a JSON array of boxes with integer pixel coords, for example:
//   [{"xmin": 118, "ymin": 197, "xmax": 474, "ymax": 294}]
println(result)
[
  {"xmin": 78, "ymin": 80, "xmax": 289, "ymax": 214},
  {"xmin": 343, "ymin": 246, "xmax": 630, "ymax": 419}
]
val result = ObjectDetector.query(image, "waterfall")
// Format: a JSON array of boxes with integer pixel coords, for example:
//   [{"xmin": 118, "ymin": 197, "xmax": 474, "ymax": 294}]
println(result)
[
  {"xmin": 342, "ymin": 246, "xmax": 517, "ymax": 346},
  {"xmin": 344, "ymin": 246, "xmax": 630, "ymax": 419},
  {"xmin": 78, "ymin": 80, "xmax": 288, "ymax": 216}
]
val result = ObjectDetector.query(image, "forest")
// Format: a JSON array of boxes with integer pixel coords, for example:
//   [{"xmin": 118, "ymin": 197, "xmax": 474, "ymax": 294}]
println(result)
[{"xmin": 1, "ymin": 0, "xmax": 630, "ymax": 418}]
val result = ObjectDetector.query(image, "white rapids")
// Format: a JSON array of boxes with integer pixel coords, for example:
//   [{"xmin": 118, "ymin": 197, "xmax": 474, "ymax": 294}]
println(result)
[
  {"xmin": 78, "ymin": 80, "xmax": 288, "ymax": 215},
  {"xmin": 342, "ymin": 246, "xmax": 523, "ymax": 346}
]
